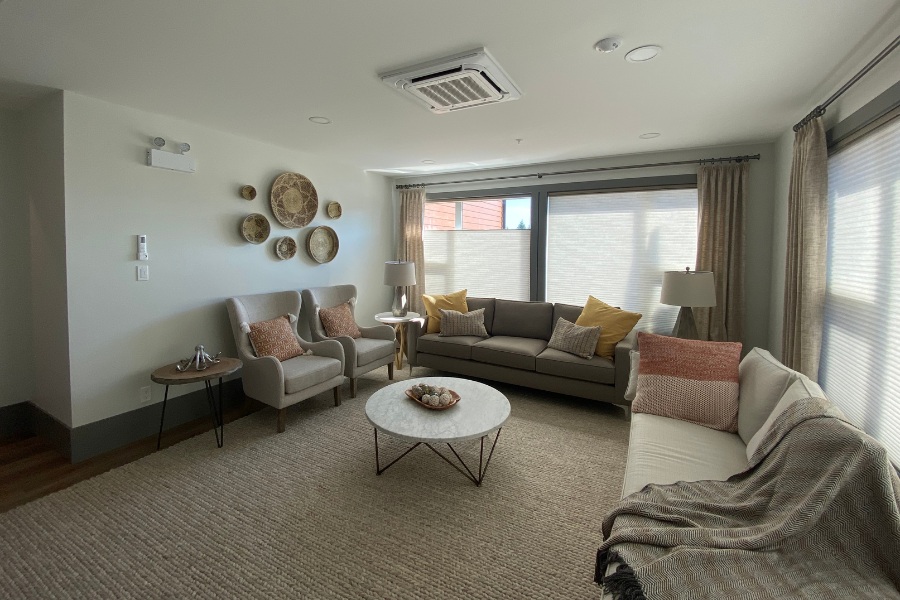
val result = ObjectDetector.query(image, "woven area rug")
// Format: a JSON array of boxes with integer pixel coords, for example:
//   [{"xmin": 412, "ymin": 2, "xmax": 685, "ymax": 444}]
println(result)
[{"xmin": 0, "ymin": 368, "xmax": 629, "ymax": 599}]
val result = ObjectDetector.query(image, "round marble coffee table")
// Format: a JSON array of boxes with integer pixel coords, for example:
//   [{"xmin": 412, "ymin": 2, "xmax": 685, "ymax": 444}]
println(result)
[{"xmin": 365, "ymin": 376, "xmax": 511, "ymax": 486}]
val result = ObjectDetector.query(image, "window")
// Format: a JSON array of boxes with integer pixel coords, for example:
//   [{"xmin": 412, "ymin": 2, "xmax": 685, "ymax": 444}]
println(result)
[
  {"xmin": 545, "ymin": 188, "xmax": 698, "ymax": 333},
  {"xmin": 820, "ymin": 112, "xmax": 900, "ymax": 467},
  {"xmin": 423, "ymin": 197, "xmax": 531, "ymax": 300}
]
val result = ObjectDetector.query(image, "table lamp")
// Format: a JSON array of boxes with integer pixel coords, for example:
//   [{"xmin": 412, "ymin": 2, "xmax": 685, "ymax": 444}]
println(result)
[
  {"xmin": 384, "ymin": 261, "xmax": 417, "ymax": 317},
  {"xmin": 660, "ymin": 268, "xmax": 716, "ymax": 339}
]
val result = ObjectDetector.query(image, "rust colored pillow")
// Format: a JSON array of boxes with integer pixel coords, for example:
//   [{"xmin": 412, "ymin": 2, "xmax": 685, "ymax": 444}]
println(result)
[
  {"xmin": 248, "ymin": 316, "xmax": 304, "ymax": 362},
  {"xmin": 319, "ymin": 302, "xmax": 361, "ymax": 339},
  {"xmin": 632, "ymin": 331, "xmax": 742, "ymax": 432}
]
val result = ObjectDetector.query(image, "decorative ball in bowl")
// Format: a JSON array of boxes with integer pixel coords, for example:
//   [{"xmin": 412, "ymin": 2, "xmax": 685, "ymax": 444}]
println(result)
[{"xmin": 405, "ymin": 383, "xmax": 460, "ymax": 410}]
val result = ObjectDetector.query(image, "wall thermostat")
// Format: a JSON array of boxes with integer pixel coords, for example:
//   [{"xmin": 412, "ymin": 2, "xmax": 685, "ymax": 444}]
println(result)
[{"xmin": 137, "ymin": 234, "xmax": 149, "ymax": 261}]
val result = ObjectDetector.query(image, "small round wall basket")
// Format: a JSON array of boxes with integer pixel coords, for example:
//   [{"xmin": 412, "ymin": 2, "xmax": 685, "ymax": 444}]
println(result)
[
  {"xmin": 241, "ymin": 213, "xmax": 271, "ymax": 244},
  {"xmin": 274, "ymin": 236, "xmax": 297, "ymax": 260},
  {"xmin": 240, "ymin": 185, "xmax": 257, "ymax": 200},
  {"xmin": 327, "ymin": 202, "xmax": 342, "ymax": 219},
  {"xmin": 306, "ymin": 226, "xmax": 338, "ymax": 263}
]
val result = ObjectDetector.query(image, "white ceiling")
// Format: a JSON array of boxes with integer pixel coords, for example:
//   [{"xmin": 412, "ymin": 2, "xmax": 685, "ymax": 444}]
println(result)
[{"xmin": 1, "ymin": 0, "xmax": 898, "ymax": 174}]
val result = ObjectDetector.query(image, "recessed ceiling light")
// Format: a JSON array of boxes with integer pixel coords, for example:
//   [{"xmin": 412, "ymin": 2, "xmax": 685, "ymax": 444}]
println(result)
[
  {"xmin": 421, "ymin": 159, "xmax": 436, "ymax": 164},
  {"xmin": 625, "ymin": 45, "xmax": 662, "ymax": 63},
  {"xmin": 308, "ymin": 116, "xmax": 332, "ymax": 125},
  {"xmin": 639, "ymin": 132, "xmax": 661, "ymax": 139}
]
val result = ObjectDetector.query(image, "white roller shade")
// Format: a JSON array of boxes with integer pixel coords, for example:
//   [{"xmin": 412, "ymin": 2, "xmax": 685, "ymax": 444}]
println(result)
[{"xmin": 821, "ymin": 113, "xmax": 900, "ymax": 468}]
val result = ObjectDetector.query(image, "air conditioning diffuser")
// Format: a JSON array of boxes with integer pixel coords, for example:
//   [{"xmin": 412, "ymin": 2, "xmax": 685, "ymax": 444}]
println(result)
[{"xmin": 380, "ymin": 48, "xmax": 522, "ymax": 114}]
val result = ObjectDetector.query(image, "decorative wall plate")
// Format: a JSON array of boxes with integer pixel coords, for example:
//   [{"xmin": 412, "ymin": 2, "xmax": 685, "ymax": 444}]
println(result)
[
  {"xmin": 240, "ymin": 185, "xmax": 257, "ymax": 200},
  {"xmin": 270, "ymin": 172, "xmax": 318, "ymax": 228},
  {"xmin": 327, "ymin": 201, "xmax": 342, "ymax": 219},
  {"xmin": 241, "ymin": 213, "xmax": 271, "ymax": 244},
  {"xmin": 274, "ymin": 236, "xmax": 297, "ymax": 260},
  {"xmin": 306, "ymin": 226, "xmax": 338, "ymax": 263}
]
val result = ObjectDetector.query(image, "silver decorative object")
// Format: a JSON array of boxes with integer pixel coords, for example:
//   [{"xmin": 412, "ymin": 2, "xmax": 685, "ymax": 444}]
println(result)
[{"xmin": 175, "ymin": 344, "xmax": 222, "ymax": 372}]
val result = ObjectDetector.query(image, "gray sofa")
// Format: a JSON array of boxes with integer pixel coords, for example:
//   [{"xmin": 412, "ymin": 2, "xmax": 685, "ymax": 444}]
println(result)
[{"xmin": 407, "ymin": 297, "xmax": 637, "ymax": 407}]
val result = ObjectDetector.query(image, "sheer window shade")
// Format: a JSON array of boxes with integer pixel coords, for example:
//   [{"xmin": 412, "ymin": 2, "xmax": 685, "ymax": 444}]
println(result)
[
  {"xmin": 821, "ymin": 113, "xmax": 900, "ymax": 468},
  {"xmin": 546, "ymin": 188, "xmax": 698, "ymax": 333}
]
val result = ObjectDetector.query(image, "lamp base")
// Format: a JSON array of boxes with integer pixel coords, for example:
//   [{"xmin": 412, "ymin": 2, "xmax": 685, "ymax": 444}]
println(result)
[
  {"xmin": 671, "ymin": 307, "xmax": 699, "ymax": 339},
  {"xmin": 391, "ymin": 286, "xmax": 408, "ymax": 317}
]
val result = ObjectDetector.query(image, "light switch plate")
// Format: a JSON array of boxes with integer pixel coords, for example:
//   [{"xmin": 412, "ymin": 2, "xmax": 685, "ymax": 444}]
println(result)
[{"xmin": 137, "ymin": 265, "xmax": 149, "ymax": 281}]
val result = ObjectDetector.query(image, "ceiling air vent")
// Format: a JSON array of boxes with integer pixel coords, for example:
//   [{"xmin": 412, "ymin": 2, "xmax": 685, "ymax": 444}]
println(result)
[{"xmin": 380, "ymin": 48, "xmax": 522, "ymax": 114}]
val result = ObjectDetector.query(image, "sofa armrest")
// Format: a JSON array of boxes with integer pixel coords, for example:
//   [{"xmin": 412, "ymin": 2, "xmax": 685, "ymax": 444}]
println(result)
[
  {"xmin": 406, "ymin": 317, "xmax": 426, "ymax": 366},
  {"xmin": 614, "ymin": 328, "xmax": 639, "ymax": 403}
]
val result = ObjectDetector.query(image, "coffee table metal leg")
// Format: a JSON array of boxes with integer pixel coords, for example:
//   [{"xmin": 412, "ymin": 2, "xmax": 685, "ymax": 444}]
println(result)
[
  {"xmin": 156, "ymin": 385, "xmax": 170, "ymax": 450},
  {"xmin": 374, "ymin": 428, "xmax": 422, "ymax": 475},
  {"xmin": 438, "ymin": 427, "xmax": 502, "ymax": 486}
]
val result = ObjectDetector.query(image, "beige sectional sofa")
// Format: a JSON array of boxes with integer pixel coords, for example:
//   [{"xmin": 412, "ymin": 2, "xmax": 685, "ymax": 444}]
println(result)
[{"xmin": 407, "ymin": 297, "xmax": 637, "ymax": 407}]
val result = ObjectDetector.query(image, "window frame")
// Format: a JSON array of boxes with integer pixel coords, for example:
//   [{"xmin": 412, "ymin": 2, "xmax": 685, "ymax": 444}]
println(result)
[{"xmin": 427, "ymin": 174, "xmax": 697, "ymax": 302}]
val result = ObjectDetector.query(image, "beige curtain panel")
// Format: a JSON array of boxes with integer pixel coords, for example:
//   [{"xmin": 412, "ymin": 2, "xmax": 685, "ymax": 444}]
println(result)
[
  {"xmin": 399, "ymin": 187, "xmax": 427, "ymax": 315},
  {"xmin": 694, "ymin": 162, "xmax": 747, "ymax": 343},
  {"xmin": 782, "ymin": 117, "xmax": 828, "ymax": 379}
]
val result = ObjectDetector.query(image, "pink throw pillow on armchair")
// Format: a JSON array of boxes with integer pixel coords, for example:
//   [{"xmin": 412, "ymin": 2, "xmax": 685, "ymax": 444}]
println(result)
[{"xmin": 632, "ymin": 331, "xmax": 742, "ymax": 432}]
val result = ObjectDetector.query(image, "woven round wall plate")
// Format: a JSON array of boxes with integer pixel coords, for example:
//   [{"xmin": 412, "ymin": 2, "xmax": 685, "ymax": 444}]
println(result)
[
  {"xmin": 306, "ymin": 226, "xmax": 338, "ymax": 263},
  {"xmin": 270, "ymin": 172, "xmax": 318, "ymax": 228},
  {"xmin": 241, "ymin": 213, "xmax": 271, "ymax": 244},
  {"xmin": 327, "ymin": 201, "xmax": 342, "ymax": 219},
  {"xmin": 240, "ymin": 185, "xmax": 257, "ymax": 200},
  {"xmin": 274, "ymin": 236, "xmax": 297, "ymax": 260}
]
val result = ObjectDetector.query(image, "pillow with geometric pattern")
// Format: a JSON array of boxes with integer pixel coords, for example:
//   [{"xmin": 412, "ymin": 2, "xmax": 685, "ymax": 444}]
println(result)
[
  {"xmin": 632, "ymin": 331, "xmax": 742, "ymax": 432},
  {"xmin": 248, "ymin": 316, "xmax": 305, "ymax": 361},
  {"xmin": 319, "ymin": 302, "xmax": 362, "ymax": 339}
]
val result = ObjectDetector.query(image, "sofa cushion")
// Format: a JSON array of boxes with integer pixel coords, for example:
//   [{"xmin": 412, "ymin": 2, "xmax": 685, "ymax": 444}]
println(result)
[
  {"xmin": 354, "ymin": 337, "xmax": 395, "ymax": 367},
  {"xmin": 417, "ymin": 333, "xmax": 483, "ymax": 360},
  {"xmin": 622, "ymin": 413, "xmax": 749, "ymax": 498},
  {"xmin": 575, "ymin": 295, "xmax": 642, "ymax": 359},
  {"xmin": 737, "ymin": 347, "xmax": 799, "ymax": 443},
  {"xmin": 546, "ymin": 317, "xmax": 602, "ymax": 359},
  {"xmin": 745, "ymin": 375, "xmax": 831, "ymax": 460},
  {"xmin": 552, "ymin": 302, "xmax": 584, "ymax": 326},
  {"xmin": 422, "ymin": 289, "xmax": 468, "ymax": 334},
  {"xmin": 471, "ymin": 336, "xmax": 547, "ymax": 370},
  {"xmin": 439, "ymin": 308, "xmax": 488, "ymax": 337},
  {"xmin": 633, "ymin": 332, "xmax": 742, "ymax": 433},
  {"xmin": 283, "ymin": 355, "xmax": 343, "ymax": 394},
  {"xmin": 536, "ymin": 348, "xmax": 615, "ymax": 384},
  {"xmin": 466, "ymin": 297, "xmax": 495, "ymax": 335},
  {"xmin": 491, "ymin": 299, "xmax": 554, "ymax": 340}
]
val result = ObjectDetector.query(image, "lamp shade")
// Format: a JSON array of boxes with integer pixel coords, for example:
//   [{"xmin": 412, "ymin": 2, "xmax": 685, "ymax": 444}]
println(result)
[
  {"xmin": 660, "ymin": 270, "xmax": 716, "ymax": 307},
  {"xmin": 384, "ymin": 261, "xmax": 416, "ymax": 286}
]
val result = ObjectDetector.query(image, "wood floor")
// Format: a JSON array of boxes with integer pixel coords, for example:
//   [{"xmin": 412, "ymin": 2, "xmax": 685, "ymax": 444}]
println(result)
[{"xmin": 0, "ymin": 398, "xmax": 262, "ymax": 514}]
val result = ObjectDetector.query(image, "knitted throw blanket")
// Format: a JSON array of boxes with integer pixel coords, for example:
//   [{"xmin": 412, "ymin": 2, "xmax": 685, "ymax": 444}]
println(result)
[{"xmin": 596, "ymin": 397, "xmax": 900, "ymax": 599}]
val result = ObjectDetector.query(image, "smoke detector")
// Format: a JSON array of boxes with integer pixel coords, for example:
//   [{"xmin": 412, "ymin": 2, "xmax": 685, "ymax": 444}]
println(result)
[
  {"xmin": 380, "ymin": 47, "xmax": 522, "ymax": 114},
  {"xmin": 594, "ymin": 37, "xmax": 622, "ymax": 53}
]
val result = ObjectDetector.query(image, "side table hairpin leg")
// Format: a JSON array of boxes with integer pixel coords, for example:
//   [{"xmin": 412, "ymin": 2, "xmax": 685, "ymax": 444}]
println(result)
[{"xmin": 156, "ymin": 385, "xmax": 170, "ymax": 451}]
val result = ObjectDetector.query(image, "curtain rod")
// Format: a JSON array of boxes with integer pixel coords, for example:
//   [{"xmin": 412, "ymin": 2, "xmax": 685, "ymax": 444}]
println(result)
[
  {"xmin": 794, "ymin": 33, "xmax": 900, "ymax": 132},
  {"xmin": 394, "ymin": 153, "xmax": 761, "ymax": 190}
]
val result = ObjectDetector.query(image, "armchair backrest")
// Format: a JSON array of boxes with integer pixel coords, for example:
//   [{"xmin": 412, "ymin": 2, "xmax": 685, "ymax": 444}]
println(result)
[
  {"xmin": 226, "ymin": 291, "xmax": 303, "ymax": 357},
  {"xmin": 301, "ymin": 284, "xmax": 358, "ymax": 339}
]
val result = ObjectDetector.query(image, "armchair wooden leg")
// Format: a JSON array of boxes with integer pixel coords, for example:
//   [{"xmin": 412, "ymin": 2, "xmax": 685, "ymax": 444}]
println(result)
[
  {"xmin": 387, "ymin": 362, "xmax": 394, "ymax": 380},
  {"xmin": 333, "ymin": 385, "xmax": 342, "ymax": 407},
  {"xmin": 277, "ymin": 408, "xmax": 286, "ymax": 433},
  {"xmin": 351, "ymin": 377, "xmax": 358, "ymax": 398}
]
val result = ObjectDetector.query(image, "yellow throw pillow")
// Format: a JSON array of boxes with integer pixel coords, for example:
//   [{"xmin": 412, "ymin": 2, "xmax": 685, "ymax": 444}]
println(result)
[
  {"xmin": 422, "ymin": 289, "xmax": 468, "ymax": 334},
  {"xmin": 575, "ymin": 295, "xmax": 642, "ymax": 359}
]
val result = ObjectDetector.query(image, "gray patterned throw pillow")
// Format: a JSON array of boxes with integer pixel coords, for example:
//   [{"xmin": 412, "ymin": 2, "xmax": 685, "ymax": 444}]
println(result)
[
  {"xmin": 439, "ymin": 308, "xmax": 488, "ymax": 337},
  {"xmin": 547, "ymin": 317, "xmax": 602, "ymax": 359}
]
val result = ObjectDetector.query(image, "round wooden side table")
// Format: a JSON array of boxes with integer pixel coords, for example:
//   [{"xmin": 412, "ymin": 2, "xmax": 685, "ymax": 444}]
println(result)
[
  {"xmin": 374, "ymin": 312, "xmax": 420, "ymax": 370},
  {"xmin": 151, "ymin": 357, "xmax": 242, "ymax": 450}
]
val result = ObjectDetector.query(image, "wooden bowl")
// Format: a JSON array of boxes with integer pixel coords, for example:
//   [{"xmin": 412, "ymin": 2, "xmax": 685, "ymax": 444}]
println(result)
[{"xmin": 405, "ymin": 388, "xmax": 460, "ymax": 410}]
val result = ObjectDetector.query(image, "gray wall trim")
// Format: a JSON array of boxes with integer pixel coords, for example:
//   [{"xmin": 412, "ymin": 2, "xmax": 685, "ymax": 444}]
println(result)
[
  {"xmin": 828, "ymin": 79, "xmax": 900, "ymax": 148},
  {"xmin": 31, "ymin": 403, "xmax": 72, "ymax": 460},
  {"xmin": 0, "ymin": 402, "xmax": 33, "ymax": 440},
  {"xmin": 70, "ymin": 379, "xmax": 245, "ymax": 463}
]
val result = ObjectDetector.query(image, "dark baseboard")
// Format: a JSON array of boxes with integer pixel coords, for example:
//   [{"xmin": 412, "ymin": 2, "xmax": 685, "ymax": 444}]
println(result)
[
  {"xmin": 0, "ymin": 402, "xmax": 34, "ymax": 440},
  {"xmin": 69, "ymin": 379, "xmax": 246, "ymax": 463},
  {"xmin": 31, "ymin": 405, "xmax": 73, "ymax": 459}
]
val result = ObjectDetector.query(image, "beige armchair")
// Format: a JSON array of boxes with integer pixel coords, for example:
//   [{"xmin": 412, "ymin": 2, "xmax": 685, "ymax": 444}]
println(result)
[
  {"xmin": 301, "ymin": 285, "xmax": 396, "ymax": 398},
  {"xmin": 226, "ymin": 291, "xmax": 345, "ymax": 433}
]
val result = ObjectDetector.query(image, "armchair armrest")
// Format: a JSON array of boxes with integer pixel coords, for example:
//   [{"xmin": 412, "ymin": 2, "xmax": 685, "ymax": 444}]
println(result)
[
  {"xmin": 359, "ymin": 324, "xmax": 395, "ymax": 341},
  {"xmin": 614, "ymin": 328, "xmax": 638, "ymax": 403},
  {"xmin": 406, "ymin": 317, "xmax": 426, "ymax": 366},
  {"xmin": 239, "ymin": 350, "xmax": 286, "ymax": 405},
  {"xmin": 302, "ymin": 338, "xmax": 345, "ymax": 365}
]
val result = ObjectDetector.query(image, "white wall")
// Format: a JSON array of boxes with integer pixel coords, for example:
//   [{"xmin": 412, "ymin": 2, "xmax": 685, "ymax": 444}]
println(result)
[
  {"xmin": 393, "ymin": 141, "xmax": 777, "ymax": 353},
  {"xmin": 23, "ymin": 92, "xmax": 72, "ymax": 425},
  {"xmin": 0, "ymin": 108, "xmax": 34, "ymax": 408},
  {"xmin": 62, "ymin": 92, "xmax": 393, "ymax": 428},
  {"xmin": 767, "ymin": 19, "xmax": 900, "ymax": 359}
]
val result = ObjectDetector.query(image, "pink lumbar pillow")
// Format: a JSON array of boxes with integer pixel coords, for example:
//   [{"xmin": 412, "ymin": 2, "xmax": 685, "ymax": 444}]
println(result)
[{"xmin": 632, "ymin": 331, "xmax": 742, "ymax": 432}]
